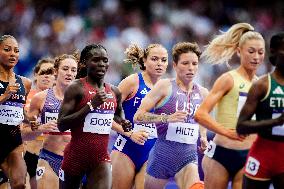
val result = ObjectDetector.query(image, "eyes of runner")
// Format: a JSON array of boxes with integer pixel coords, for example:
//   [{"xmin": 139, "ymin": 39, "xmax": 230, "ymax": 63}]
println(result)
[{"xmin": 38, "ymin": 67, "xmax": 55, "ymax": 75}]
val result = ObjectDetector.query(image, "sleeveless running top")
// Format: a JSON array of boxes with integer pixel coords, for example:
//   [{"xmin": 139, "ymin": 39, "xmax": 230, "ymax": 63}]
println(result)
[
  {"xmin": 154, "ymin": 79, "xmax": 202, "ymax": 144},
  {"xmin": 71, "ymin": 77, "xmax": 117, "ymax": 140},
  {"xmin": 122, "ymin": 73, "xmax": 156, "ymax": 138},
  {"xmin": 0, "ymin": 75, "xmax": 26, "ymax": 126},
  {"xmin": 256, "ymin": 74, "xmax": 284, "ymax": 141},
  {"xmin": 216, "ymin": 70, "xmax": 256, "ymax": 129}
]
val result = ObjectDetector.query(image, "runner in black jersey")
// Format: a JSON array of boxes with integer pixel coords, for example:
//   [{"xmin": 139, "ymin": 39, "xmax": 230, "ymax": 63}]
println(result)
[{"xmin": 0, "ymin": 35, "xmax": 32, "ymax": 189}]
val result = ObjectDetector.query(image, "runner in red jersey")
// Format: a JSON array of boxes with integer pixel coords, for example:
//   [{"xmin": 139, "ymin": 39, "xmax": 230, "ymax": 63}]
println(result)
[{"xmin": 57, "ymin": 44, "xmax": 131, "ymax": 189}]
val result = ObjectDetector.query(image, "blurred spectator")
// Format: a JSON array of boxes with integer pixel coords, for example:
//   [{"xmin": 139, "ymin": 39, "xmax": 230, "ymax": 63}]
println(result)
[{"xmin": 0, "ymin": 0, "xmax": 283, "ymax": 89}]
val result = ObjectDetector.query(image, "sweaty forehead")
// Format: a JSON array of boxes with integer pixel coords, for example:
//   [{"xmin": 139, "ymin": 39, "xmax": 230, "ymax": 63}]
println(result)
[
  {"xmin": 148, "ymin": 47, "xmax": 167, "ymax": 57},
  {"xmin": 88, "ymin": 48, "xmax": 108, "ymax": 57}
]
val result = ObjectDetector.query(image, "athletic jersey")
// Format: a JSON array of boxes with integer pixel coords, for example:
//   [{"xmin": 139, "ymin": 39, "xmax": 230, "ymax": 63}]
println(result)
[
  {"xmin": 155, "ymin": 79, "xmax": 202, "ymax": 143},
  {"xmin": 216, "ymin": 69, "xmax": 256, "ymax": 129},
  {"xmin": 71, "ymin": 78, "xmax": 117, "ymax": 140},
  {"xmin": 40, "ymin": 88, "xmax": 70, "ymax": 135},
  {"xmin": 146, "ymin": 80, "xmax": 203, "ymax": 179},
  {"xmin": 40, "ymin": 88, "xmax": 61, "ymax": 125},
  {"xmin": 122, "ymin": 73, "xmax": 156, "ymax": 138},
  {"xmin": 112, "ymin": 73, "xmax": 156, "ymax": 172},
  {"xmin": 62, "ymin": 78, "xmax": 117, "ymax": 176},
  {"xmin": 0, "ymin": 75, "xmax": 26, "ymax": 126},
  {"xmin": 0, "ymin": 75, "xmax": 26, "ymax": 164},
  {"xmin": 256, "ymin": 74, "xmax": 284, "ymax": 141}
]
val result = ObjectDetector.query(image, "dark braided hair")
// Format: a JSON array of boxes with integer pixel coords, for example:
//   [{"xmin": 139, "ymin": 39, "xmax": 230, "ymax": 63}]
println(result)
[
  {"xmin": 76, "ymin": 44, "xmax": 107, "ymax": 79},
  {"xmin": 0, "ymin": 35, "xmax": 16, "ymax": 44}
]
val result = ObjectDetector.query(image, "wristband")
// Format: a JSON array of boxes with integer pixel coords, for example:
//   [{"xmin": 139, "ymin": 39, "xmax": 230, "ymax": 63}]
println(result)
[{"xmin": 87, "ymin": 101, "xmax": 94, "ymax": 111}]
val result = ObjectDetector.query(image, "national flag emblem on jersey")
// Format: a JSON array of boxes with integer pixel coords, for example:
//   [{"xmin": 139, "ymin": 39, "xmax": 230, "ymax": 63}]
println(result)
[{"xmin": 273, "ymin": 86, "xmax": 284, "ymax": 95}]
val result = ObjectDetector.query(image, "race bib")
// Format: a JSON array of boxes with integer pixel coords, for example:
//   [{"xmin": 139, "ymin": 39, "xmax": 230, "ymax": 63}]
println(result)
[
  {"xmin": 245, "ymin": 156, "xmax": 260, "ymax": 176},
  {"xmin": 113, "ymin": 135, "xmax": 127, "ymax": 151},
  {"xmin": 204, "ymin": 140, "xmax": 216, "ymax": 158},
  {"xmin": 0, "ymin": 102, "xmax": 24, "ymax": 126},
  {"xmin": 44, "ymin": 112, "xmax": 58, "ymax": 123},
  {"xmin": 166, "ymin": 122, "xmax": 199, "ymax": 144},
  {"xmin": 272, "ymin": 113, "xmax": 284, "ymax": 136},
  {"xmin": 237, "ymin": 93, "xmax": 256, "ymax": 120},
  {"xmin": 36, "ymin": 166, "xmax": 45, "ymax": 180},
  {"xmin": 133, "ymin": 123, "xmax": 157, "ymax": 139},
  {"xmin": 59, "ymin": 168, "xmax": 64, "ymax": 181},
  {"xmin": 84, "ymin": 112, "xmax": 114, "ymax": 134},
  {"xmin": 237, "ymin": 93, "xmax": 248, "ymax": 117}
]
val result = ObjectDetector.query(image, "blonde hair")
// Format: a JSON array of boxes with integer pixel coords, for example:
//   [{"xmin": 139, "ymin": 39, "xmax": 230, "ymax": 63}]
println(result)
[
  {"xmin": 124, "ymin": 43, "xmax": 164, "ymax": 70},
  {"xmin": 202, "ymin": 23, "xmax": 264, "ymax": 65}
]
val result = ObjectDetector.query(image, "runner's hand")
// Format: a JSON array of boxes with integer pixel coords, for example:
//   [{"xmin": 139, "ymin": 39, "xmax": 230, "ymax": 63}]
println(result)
[
  {"xmin": 129, "ymin": 130, "xmax": 149, "ymax": 145},
  {"xmin": 121, "ymin": 119, "xmax": 132, "ymax": 132}
]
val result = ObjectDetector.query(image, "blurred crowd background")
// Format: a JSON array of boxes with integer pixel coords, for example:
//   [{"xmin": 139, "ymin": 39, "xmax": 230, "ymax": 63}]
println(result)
[{"xmin": 1, "ymin": 0, "xmax": 283, "ymax": 88}]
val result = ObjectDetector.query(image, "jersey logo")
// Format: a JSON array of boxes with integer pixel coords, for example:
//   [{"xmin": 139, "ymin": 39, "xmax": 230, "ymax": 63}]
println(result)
[
  {"xmin": 239, "ymin": 83, "xmax": 245, "ymax": 89},
  {"xmin": 140, "ymin": 88, "xmax": 148, "ymax": 95},
  {"xmin": 89, "ymin": 91, "xmax": 96, "ymax": 95},
  {"xmin": 177, "ymin": 91, "xmax": 184, "ymax": 95},
  {"xmin": 273, "ymin": 86, "xmax": 284, "ymax": 95},
  {"xmin": 0, "ymin": 83, "xmax": 4, "ymax": 88}
]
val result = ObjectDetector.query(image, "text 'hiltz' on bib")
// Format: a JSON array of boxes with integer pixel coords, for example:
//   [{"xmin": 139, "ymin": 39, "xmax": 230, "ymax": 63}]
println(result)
[
  {"xmin": 83, "ymin": 112, "xmax": 114, "ymax": 134},
  {"xmin": 166, "ymin": 122, "xmax": 199, "ymax": 144}
]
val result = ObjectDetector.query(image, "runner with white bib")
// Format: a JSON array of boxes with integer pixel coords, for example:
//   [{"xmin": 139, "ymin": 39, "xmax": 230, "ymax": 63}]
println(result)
[
  {"xmin": 26, "ymin": 53, "xmax": 78, "ymax": 189},
  {"xmin": 134, "ymin": 42, "xmax": 208, "ymax": 189},
  {"xmin": 194, "ymin": 23, "xmax": 265, "ymax": 189},
  {"xmin": 21, "ymin": 57, "xmax": 55, "ymax": 189},
  {"xmin": 237, "ymin": 32, "xmax": 284, "ymax": 189},
  {"xmin": 111, "ymin": 43, "xmax": 168, "ymax": 189},
  {"xmin": 0, "ymin": 35, "xmax": 32, "ymax": 189},
  {"xmin": 57, "ymin": 44, "xmax": 131, "ymax": 189}
]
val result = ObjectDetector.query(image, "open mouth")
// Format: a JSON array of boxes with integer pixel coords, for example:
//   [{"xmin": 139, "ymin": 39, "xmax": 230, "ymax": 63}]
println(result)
[
  {"xmin": 155, "ymin": 68, "xmax": 164, "ymax": 72},
  {"xmin": 65, "ymin": 78, "xmax": 73, "ymax": 82},
  {"xmin": 9, "ymin": 58, "xmax": 17, "ymax": 64}
]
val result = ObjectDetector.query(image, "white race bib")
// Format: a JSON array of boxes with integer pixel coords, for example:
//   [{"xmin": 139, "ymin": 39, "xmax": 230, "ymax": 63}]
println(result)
[
  {"xmin": 36, "ymin": 166, "xmax": 45, "ymax": 180},
  {"xmin": 44, "ymin": 112, "xmax": 70, "ymax": 133},
  {"xmin": 0, "ymin": 102, "xmax": 24, "ymax": 126},
  {"xmin": 44, "ymin": 112, "xmax": 58, "ymax": 123},
  {"xmin": 58, "ymin": 168, "xmax": 64, "ymax": 181},
  {"xmin": 133, "ymin": 123, "xmax": 157, "ymax": 139},
  {"xmin": 237, "ymin": 93, "xmax": 256, "ymax": 120},
  {"xmin": 237, "ymin": 94, "xmax": 247, "ymax": 117},
  {"xmin": 245, "ymin": 156, "xmax": 260, "ymax": 176},
  {"xmin": 84, "ymin": 112, "xmax": 114, "ymax": 134},
  {"xmin": 272, "ymin": 113, "xmax": 284, "ymax": 136},
  {"xmin": 204, "ymin": 140, "xmax": 216, "ymax": 158},
  {"xmin": 166, "ymin": 122, "xmax": 199, "ymax": 144},
  {"xmin": 114, "ymin": 135, "xmax": 127, "ymax": 151}
]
